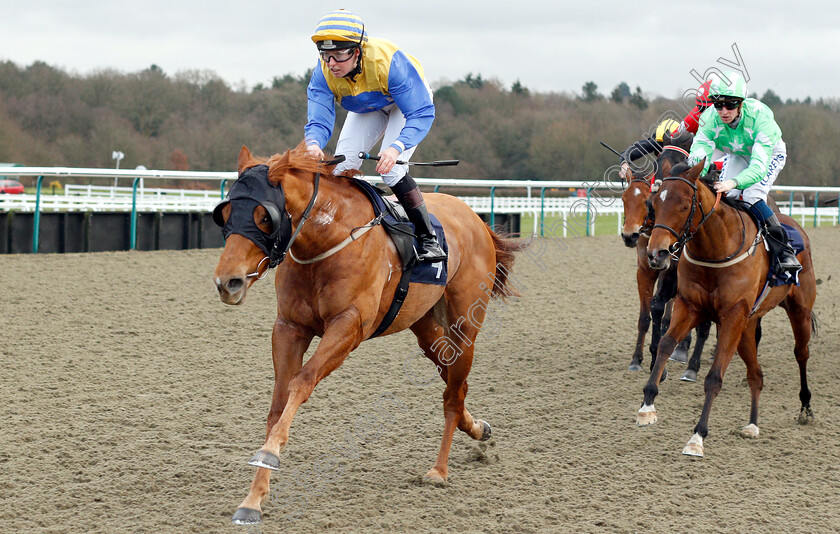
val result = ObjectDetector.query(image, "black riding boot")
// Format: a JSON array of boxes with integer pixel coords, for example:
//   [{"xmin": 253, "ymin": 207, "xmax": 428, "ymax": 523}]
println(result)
[
  {"xmin": 390, "ymin": 174, "xmax": 447, "ymax": 263},
  {"xmin": 765, "ymin": 214, "xmax": 801, "ymax": 271}
]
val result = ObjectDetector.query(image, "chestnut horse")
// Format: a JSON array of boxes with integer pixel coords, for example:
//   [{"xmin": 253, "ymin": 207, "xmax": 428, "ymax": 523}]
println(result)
[
  {"xmin": 213, "ymin": 144, "xmax": 521, "ymax": 525},
  {"xmin": 637, "ymin": 159, "xmax": 817, "ymax": 457},
  {"xmin": 620, "ymin": 147, "xmax": 712, "ymax": 380}
]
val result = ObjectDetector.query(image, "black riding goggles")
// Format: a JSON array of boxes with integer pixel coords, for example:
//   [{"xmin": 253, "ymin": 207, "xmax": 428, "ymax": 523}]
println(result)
[
  {"xmin": 213, "ymin": 164, "xmax": 293, "ymax": 268},
  {"xmin": 712, "ymin": 98, "xmax": 742, "ymax": 110}
]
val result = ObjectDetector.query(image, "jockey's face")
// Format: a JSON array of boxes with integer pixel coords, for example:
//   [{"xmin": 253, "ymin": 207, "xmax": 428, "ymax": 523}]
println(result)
[
  {"xmin": 323, "ymin": 47, "xmax": 360, "ymax": 78},
  {"xmin": 715, "ymin": 99, "xmax": 742, "ymax": 124}
]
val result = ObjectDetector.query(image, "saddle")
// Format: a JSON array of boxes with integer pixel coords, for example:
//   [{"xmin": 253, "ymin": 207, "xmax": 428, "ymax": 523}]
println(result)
[
  {"xmin": 719, "ymin": 194, "xmax": 804, "ymax": 287},
  {"xmin": 350, "ymin": 178, "xmax": 449, "ymax": 337}
]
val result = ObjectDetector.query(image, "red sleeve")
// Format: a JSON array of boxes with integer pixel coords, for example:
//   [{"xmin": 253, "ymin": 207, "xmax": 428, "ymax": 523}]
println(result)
[{"xmin": 682, "ymin": 106, "xmax": 702, "ymax": 134}]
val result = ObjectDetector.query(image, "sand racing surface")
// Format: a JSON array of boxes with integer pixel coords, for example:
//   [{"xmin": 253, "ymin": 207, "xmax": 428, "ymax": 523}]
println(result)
[{"xmin": 2, "ymin": 226, "xmax": 840, "ymax": 533}]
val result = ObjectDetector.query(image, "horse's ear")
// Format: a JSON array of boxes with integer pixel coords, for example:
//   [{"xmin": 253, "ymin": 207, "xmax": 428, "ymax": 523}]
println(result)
[
  {"xmin": 268, "ymin": 149, "xmax": 292, "ymax": 177},
  {"xmin": 237, "ymin": 146, "xmax": 253, "ymax": 173},
  {"xmin": 687, "ymin": 158, "xmax": 706, "ymax": 181}
]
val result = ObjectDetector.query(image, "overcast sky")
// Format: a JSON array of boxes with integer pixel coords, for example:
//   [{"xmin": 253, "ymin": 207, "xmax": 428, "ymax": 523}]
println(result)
[{"xmin": 2, "ymin": 1, "xmax": 839, "ymax": 101}]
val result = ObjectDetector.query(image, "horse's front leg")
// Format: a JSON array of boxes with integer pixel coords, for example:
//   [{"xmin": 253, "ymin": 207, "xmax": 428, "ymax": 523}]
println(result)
[
  {"xmin": 681, "ymin": 319, "xmax": 712, "ymax": 382},
  {"xmin": 682, "ymin": 307, "xmax": 748, "ymax": 457},
  {"xmin": 631, "ymin": 264, "xmax": 657, "ymax": 370},
  {"xmin": 251, "ymin": 307, "xmax": 364, "ymax": 468},
  {"xmin": 637, "ymin": 297, "xmax": 698, "ymax": 426},
  {"xmin": 650, "ymin": 266, "xmax": 679, "ymax": 367},
  {"xmin": 233, "ymin": 319, "xmax": 313, "ymax": 525}
]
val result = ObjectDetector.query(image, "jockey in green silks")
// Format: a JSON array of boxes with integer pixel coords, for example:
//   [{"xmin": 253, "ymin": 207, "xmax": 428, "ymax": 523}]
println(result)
[{"xmin": 688, "ymin": 70, "xmax": 801, "ymax": 272}]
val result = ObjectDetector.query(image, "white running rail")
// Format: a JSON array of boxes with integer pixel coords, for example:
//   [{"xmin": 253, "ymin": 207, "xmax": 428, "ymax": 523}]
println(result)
[{"xmin": 1, "ymin": 167, "xmax": 838, "ymax": 235}]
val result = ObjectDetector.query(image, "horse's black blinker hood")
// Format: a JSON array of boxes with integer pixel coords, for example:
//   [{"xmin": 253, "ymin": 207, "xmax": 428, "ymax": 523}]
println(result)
[{"xmin": 213, "ymin": 164, "xmax": 293, "ymax": 267}]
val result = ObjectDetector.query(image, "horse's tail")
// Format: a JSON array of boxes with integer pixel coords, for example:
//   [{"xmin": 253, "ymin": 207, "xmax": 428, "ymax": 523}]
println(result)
[{"xmin": 485, "ymin": 224, "xmax": 528, "ymax": 300}]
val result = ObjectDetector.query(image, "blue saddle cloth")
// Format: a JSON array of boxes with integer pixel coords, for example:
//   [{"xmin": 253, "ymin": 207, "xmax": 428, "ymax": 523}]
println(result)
[{"xmin": 350, "ymin": 178, "xmax": 448, "ymax": 286}]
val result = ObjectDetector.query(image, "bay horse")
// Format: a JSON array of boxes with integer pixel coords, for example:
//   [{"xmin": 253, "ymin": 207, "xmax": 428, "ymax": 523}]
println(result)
[
  {"xmin": 213, "ymin": 144, "xmax": 521, "ymax": 525},
  {"xmin": 620, "ymin": 137, "xmax": 712, "ymax": 381},
  {"xmin": 637, "ymin": 159, "xmax": 817, "ymax": 457}
]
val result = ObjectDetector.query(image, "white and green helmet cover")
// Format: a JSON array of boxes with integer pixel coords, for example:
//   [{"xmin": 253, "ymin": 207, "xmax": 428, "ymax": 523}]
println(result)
[{"xmin": 708, "ymin": 71, "xmax": 748, "ymax": 100}]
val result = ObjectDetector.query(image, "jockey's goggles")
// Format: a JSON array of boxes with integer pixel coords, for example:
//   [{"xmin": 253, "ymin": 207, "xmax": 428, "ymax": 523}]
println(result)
[
  {"xmin": 319, "ymin": 48, "xmax": 356, "ymax": 63},
  {"xmin": 712, "ymin": 98, "xmax": 742, "ymax": 110}
]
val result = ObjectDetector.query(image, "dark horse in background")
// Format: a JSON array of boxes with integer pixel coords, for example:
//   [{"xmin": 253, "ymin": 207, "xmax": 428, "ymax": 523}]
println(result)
[
  {"xmin": 213, "ymin": 144, "xmax": 522, "ymax": 525},
  {"xmin": 620, "ymin": 130, "xmax": 712, "ymax": 381},
  {"xmin": 637, "ymin": 159, "xmax": 817, "ymax": 457}
]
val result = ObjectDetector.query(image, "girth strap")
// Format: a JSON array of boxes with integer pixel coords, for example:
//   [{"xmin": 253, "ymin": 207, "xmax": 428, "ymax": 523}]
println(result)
[{"xmin": 369, "ymin": 266, "xmax": 413, "ymax": 338}]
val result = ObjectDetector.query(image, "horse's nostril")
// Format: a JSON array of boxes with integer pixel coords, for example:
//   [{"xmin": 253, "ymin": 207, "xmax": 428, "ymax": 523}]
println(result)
[
  {"xmin": 226, "ymin": 277, "xmax": 245, "ymax": 294},
  {"xmin": 657, "ymin": 249, "xmax": 670, "ymax": 261}
]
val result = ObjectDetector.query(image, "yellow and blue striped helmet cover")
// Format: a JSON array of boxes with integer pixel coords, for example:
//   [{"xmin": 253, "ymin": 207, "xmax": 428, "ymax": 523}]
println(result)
[{"xmin": 311, "ymin": 9, "xmax": 368, "ymax": 45}]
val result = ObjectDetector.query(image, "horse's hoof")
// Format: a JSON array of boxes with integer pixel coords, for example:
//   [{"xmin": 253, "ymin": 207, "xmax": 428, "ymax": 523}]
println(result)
[
  {"xmin": 629, "ymin": 361, "xmax": 643, "ymax": 371},
  {"xmin": 669, "ymin": 347, "xmax": 688, "ymax": 364},
  {"xmin": 232, "ymin": 507, "xmax": 262, "ymax": 525},
  {"xmin": 680, "ymin": 369, "xmax": 698, "ymax": 382},
  {"xmin": 740, "ymin": 423, "xmax": 759, "ymax": 438},
  {"xmin": 798, "ymin": 406, "xmax": 814, "ymax": 425},
  {"xmin": 423, "ymin": 468, "xmax": 447, "ymax": 485},
  {"xmin": 479, "ymin": 420, "xmax": 492, "ymax": 441},
  {"xmin": 248, "ymin": 449, "xmax": 280, "ymax": 470},
  {"xmin": 636, "ymin": 404, "xmax": 657, "ymax": 426},
  {"xmin": 682, "ymin": 433, "xmax": 704, "ymax": 457}
]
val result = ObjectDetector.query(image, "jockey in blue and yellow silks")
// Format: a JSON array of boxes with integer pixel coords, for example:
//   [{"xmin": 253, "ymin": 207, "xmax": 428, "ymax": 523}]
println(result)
[{"xmin": 304, "ymin": 9, "xmax": 445, "ymax": 263}]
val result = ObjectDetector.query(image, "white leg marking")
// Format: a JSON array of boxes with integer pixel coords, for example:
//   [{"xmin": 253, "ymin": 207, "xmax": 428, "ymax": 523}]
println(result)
[
  {"xmin": 636, "ymin": 403, "xmax": 658, "ymax": 426},
  {"xmin": 682, "ymin": 433, "xmax": 704, "ymax": 457}
]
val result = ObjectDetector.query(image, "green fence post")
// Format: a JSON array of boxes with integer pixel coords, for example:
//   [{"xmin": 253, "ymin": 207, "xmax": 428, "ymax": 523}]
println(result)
[
  {"xmin": 814, "ymin": 192, "xmax": 819, "ymax": 227},
  {"xmin": 130, "ymin": 177, "xmax": 141, "ymax": 250},
  {"xmin": 32, "ymin": 175, "xmax": 44, "ymax": 253},
  {"xmin": 490, "ymin": 186, "xmax": 496, "ymax": 227},
  {"xmin": 788, "ymin": 190, "xmax": 794, "ymax": 217},
  {"xmin": 540, "ymin": 187, "xmax": 547, "ymax": 237},
  {"xmin": 585, "ymin": 188, "xmax": 592, "ymax": 237},
  {"xmin": 434, "ymin": 185, "xmax": 440, "ymax": 193},
  {"xmin": 220, "ymin": 179, "xmax": 228, "ymax": 199}
]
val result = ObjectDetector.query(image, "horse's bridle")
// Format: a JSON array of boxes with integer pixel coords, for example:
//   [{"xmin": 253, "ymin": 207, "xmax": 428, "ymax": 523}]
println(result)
[
  {"xmin": 216, "ymin": 156, "xmax": 346, "ymax": 278},
  {"xmin": 626, "ymin": 176, "xmax": 656, "ymax": 235},
  {"xmin": 627, "ymin": 145, "xmax": 692, "ymax": 236},
  {"xmin": 652, "ymin": 176, "xmax": 746, "ymax": 263},
  {"xmin": 243, "ymin": 171, "xmax": 321, "ymax": 279}
]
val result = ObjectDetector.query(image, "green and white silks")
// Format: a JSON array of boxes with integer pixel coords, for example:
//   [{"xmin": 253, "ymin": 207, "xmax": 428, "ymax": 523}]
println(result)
[{"xmin": 688, "ymin": 98, "xmax": 787, "ymax": 202}]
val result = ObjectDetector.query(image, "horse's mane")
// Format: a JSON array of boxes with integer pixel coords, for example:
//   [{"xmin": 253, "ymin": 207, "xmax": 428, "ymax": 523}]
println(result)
[
  {"xmin": 264, "ymin": 141, "xmax": 362, "ymax": 185},
  {"xmin": 668, "ymin": 162, "xmax": 727, "ymax": 202}
]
